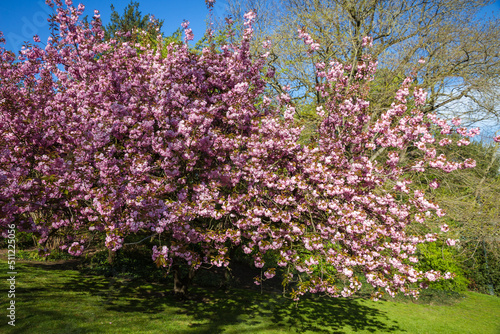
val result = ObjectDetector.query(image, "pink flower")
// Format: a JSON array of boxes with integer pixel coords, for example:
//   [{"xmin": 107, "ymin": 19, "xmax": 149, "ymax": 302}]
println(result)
[
  {"xmin": 343, "ymin": 268, "xmax": 353, "ymax": 277},
  {"xmin": 184, "ymin": 29, "xmax": 194, "ymax": 42},
  {"xmin": 429, "ymin": 179, "xmax": 439, "ymax": 189},
  {"xmin": 446, "ymin": 239, "xmax": 457, "ymax": 246},
  {"xmin": 425, "ymin": 272, "xmax": 438, "ymax": 282},
  {"xmin": 298, "ymin": 28, "xmax": 320, "ymax": 53},
  {"xmin": 264, "ymin": 269, "xmax": 276, "ymax": 279},
  {"xmin": 467, "ymin": 128, "xmax": 480, "ymax": 138},
  {"xmin": 68, "ymin": 242, "xmax": 84, "ymax": 256},
  {"xmin": 413, "ymin": 88, "xmax": 427, "ymax": 106},
  {"xmin": 439, "ymin": 138, "xmax": 452, "ymax": 146},
  {"xmin": 463, "ymin": 159, "xmax": 476, "ymax": 168},
  {"xmin": 451, "ymin": 118, "xmax": 461, "ymax": 127},
  {"xmin": 440, "ymin": 224, "xmax": 449, "ymax": 232},
  {"xmin": 243, "ymin": 11, "xmax": 256, "ymax": 25},
  {"xmin": 362, "ymin": 36, "xmax": 373, "ymax": 47}
]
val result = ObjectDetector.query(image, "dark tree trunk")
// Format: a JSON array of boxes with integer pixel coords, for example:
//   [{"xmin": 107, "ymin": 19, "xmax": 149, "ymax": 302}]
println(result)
[{"xmin": 172, "ymin": 263, "xmax": 195, "ymax": 297}]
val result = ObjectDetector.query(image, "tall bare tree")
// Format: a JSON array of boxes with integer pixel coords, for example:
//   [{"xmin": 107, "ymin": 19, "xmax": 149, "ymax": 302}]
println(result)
[{"xmin": 221, "ymin": 0, "xmax": 500, "ymax": 126}]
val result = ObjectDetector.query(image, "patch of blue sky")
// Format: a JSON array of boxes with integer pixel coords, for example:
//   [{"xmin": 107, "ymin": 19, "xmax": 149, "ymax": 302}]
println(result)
[{"xmin": 0, "ymin": 0, "xmax": 230, "ymax": 53}]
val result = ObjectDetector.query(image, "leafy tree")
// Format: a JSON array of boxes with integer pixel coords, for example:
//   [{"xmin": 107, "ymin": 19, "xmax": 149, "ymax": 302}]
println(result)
[
  {"xmin": 222, "ymin": 0, "xmax": 500, "ymax": 126},
  {"xmin": 100, "ymin": 1, "xmax": 184, "ymax": 59},
  {"xmin": 416, "ymin": 241, "xmax": 469, "ymax": 292},
  {"xmin": 0, "ymin": 1, "xmax": 477, "ymax": 299},
  {"xmin": 103, "ymin": 1, "xmax": 164, "ymax": 43},
  {"xmin": 423, "ymin": 137, "xmax": 500, "ymax": 293},
  {"xmin": 463, "ymin": 241, "xmax": 500, "ymax": 295}
]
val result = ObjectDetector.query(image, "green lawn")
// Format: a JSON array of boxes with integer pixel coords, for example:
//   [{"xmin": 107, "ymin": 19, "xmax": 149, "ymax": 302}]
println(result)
[{"xmin": 1, "ymin": 261, "xmax": 499, "ymax": 333}]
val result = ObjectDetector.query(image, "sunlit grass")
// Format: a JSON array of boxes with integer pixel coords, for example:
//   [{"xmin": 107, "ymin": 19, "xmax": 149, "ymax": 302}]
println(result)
[{"xmin": 1, "ymin": 260, "xmax": 499, "ymax": 333}]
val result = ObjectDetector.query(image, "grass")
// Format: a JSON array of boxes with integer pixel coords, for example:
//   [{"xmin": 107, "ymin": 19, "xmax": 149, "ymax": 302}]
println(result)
[{"xmin": 1, "ymin": 260, "xmax": 499, "ymax": 333}]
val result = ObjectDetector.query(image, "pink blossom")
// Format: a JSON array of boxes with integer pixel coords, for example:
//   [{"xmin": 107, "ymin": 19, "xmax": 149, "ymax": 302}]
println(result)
[
  {"xmin": 429, "ymin": 180, "xmax": 439, "ymax": 189},
  {"xmin": 243, "ymin": 11, "xmax": 256, "ymax": 25},
  {"xmin": 440, "ymin": 224, "xmax": 449, "ymax": 232},
  {"xmin": 298, "ymin": 28, "xmax": 320, "ymax": 53},
  {"xmin": 362, "ymin": 36, "xmax": 373, "ymax": 47},
  {"xmin": 451, "ymin": 118, "xmax": 461, "ymax": 126},
  {"xmin": 446, "ymin": 239, "xmax": 457, "ymax": 246},
  {"xmin": 425, "ymin": 271, "xmax": 438, "ymax": 282},
  {"xmin": 463, "ymin": 159, "xmax": 476, "ymax": 168},
  {"xmin": 343, "ymin": 268, "xmax": 353, "ymax": 277},
  {"xmin": 413, "ymin": 88, "xmax": 427, "ymax": 106},
  {"xmin": 184, "ymin": 28, "xmax": 194, "ymax": 42},
  {"xmin": 264, "ymin": 269, "xmax": 276, "ymax": 279},
  {"xmin": 68, "ymin": 242, "xmax": 84, "ymax": 256},
  {"xmin": 439, "ymin": 138, "xmax": 452, "ymax": 146}
]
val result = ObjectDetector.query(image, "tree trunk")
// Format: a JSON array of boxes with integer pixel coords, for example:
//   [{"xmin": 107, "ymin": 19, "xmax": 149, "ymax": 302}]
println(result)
[
  {"xmin": 108, "ymin": 249, "xmax": 115, "ymax": 266},
  {"xmin": 172, "ymin": 263, "xmax": 195, "ymax": 297}
]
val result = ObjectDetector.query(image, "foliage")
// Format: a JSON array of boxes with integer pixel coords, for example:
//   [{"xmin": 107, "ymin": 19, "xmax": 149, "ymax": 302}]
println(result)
[
  {"xmin": 0, "ymin": 0, "xmax": 479, "ymax": 300},
  {"xmin": 100, "ymin": 1, "xmax": 182, "ymax": 58},
  {"xmin": 463, "ymin": 242, "xmax": 500, "ymax": 296},
  {"xmin": 103, "ymin": 1, "xmax": 164, "ymax": 43},
  {"xmin": 16, "ymin": 248, "xmax": 73, "ymax": 261},
  {"xmin": 81, "ymin": 246, "xmax": 169, "ymax": 281},
  {"xmin": 421, "ymin": 138, "xmax": 500, "ymax": 289},
  {"xmin": 415, "ymin": 241, "xmax": 469, "ymax": 292},
  {"xmin": 0, "ymin": 230, "xmax": 36, "ymax": 249}
]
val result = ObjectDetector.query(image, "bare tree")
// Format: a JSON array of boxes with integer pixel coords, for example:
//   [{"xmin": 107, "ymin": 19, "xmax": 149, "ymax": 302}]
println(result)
[{"xmin": 220, "ymin": 0, "xmax": 500, "ymax": 126}]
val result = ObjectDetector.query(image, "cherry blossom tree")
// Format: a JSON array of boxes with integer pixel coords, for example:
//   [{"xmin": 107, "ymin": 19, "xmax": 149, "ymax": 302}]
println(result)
[{"xmin": 0, "ymin": 0, "xmax": 477, "ymax": 299}]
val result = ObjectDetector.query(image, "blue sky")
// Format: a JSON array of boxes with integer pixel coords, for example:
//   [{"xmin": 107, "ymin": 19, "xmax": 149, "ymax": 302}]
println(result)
[
  {"xmin": 0, "ymin": 0, "xmax": 229, "ymax": 52},
  {"xmin": 1, "ymin": 0, "xmax": 499, "ymax": 53}
]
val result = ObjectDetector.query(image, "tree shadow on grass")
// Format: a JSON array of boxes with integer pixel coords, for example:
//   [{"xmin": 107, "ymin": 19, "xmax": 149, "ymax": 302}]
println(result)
[
  {"xmin": 175, "ymin": 289, "xmax": 402, "ymax": 334},
  {"xmin": 5, "ymin": 308, "xmax": 103, "ymax": 334},
  {"xmin": 27, "ymin": 262, "xmax": 402, "ymax": 333}
]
